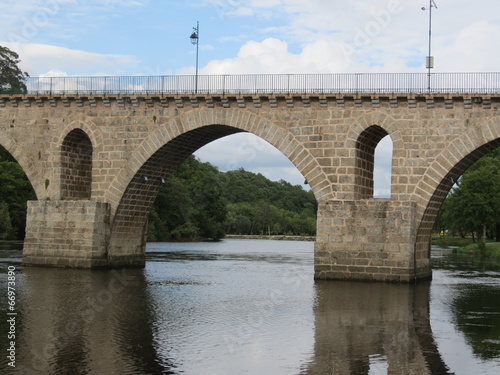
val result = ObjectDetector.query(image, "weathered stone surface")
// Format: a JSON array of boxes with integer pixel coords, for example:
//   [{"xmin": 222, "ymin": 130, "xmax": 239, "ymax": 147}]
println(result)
[
  {"xmin": 23, "ymin": 200, "xmax": 111, "ymax": 268},
  {"xmin": 1, "ymin": 94, "xmax": 499, "ymax": 280}
]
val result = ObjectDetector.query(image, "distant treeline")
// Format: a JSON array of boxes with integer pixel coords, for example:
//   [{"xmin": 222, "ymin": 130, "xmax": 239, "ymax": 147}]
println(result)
[{"xmin": 0, "ymin": 149, "xmax": 317, "ymax": 241}]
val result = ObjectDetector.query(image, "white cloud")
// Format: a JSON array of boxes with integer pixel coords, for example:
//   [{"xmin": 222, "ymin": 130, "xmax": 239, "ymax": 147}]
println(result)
[
  {"xmin": 199, "ymin": 38, "xmax": 354, "ymax": 75},
  {"xmin": 438, "ymin": 21, "xmax": 500, "ymax": 72},
  {"xmin": 1, "ymin": 42, "xmax": 140, "ymax": 76},
  {"xmin": 194, "ymin": 133, "xmax": 308, "ymax": 188}
]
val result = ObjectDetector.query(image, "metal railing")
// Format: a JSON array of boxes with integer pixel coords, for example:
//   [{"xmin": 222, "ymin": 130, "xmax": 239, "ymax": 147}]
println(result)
[{"xmin": 14, "ymin": 72, "xmax": 500, "ymax": 95}]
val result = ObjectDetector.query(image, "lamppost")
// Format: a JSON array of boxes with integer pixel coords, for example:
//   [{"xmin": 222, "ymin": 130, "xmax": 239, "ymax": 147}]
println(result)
[
  {"xmin": 190, "ymin": 21, "xmax": 199, "ymax": 94},
  {"xmin": 422, "ymin": 1, "xmax": 438, "ymax": 92}
]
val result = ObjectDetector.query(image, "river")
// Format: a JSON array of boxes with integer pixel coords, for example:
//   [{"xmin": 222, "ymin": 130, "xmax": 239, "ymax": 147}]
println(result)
[{"xmin": 1, "ymin": 239, "xmax": 500, "ymax": 374}]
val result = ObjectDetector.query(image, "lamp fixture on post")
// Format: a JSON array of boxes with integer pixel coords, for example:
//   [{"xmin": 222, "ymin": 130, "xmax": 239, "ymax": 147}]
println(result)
[
  {"xmin": 422, "ymin": 0, "xmax": 438, "ymax": 92},
  {"xmin": 190, "ymin": 21, "xmax": 199, "ymax": 94}
]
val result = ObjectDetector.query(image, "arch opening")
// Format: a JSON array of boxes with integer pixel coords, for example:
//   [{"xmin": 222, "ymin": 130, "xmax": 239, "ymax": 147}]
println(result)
[
  {"xmin": 416, "ymin": 139, "xmax": 500, "ymax": 262},
  {"xmin": 108, "ymin": 125, "xmax": 244, "ymax": 259},
  {"xmin": 108, "ymin": 125, "xmax": 317, "ymax": 262},
  {"xmin": 355, "ymin": 125, "xmax": 392, "ymax": 199},
  {"xmin": 0, "ymin": 145, "xmax": 36, "ymax": 240},
  {"xmin": 61, "ymin": 129, "xmax": 93, "ymax": 200}
]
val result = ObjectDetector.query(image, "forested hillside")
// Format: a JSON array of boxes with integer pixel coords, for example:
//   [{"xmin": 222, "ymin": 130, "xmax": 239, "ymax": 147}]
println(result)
[{"xmin": 147, "ymin": 156, "xmax": 317, "ymax": 241}]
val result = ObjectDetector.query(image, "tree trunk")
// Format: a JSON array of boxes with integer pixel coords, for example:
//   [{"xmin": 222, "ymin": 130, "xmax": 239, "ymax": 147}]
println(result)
[{"xmin": 496, "ymin": 223, "xmax": 500, "ymax": 243}]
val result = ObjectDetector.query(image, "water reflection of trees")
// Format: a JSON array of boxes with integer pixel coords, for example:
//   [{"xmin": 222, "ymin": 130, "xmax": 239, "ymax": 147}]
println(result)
[{"xmin": 453, "ymin": 285, "xmax": 500, "ymax": 359}]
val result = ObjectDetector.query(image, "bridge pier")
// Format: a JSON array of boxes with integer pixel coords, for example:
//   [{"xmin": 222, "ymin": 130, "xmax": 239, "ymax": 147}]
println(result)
[
  {"xmin": 22, "ymin": 200, "xmax": 148, "ymax": 269},
  {"xmin": 22, "ymin": 200, "xmax": 111, "ymax": 268},
  {"xmin": 314, "ymin": 200, "xmax": 432, "ymax": 283}
]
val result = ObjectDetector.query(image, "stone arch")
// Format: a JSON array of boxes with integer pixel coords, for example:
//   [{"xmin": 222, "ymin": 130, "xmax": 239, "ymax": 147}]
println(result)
[
  {"xmin": 0, "ymin": 138, "xmax": 39, "ymax": 199},
  {"xmin": 106, "ymin": 109, "xmax": 331, "ymax": 264},
  {"xmin": 345, "ymin": 112, "xmax": 402, "ymax": 200},
  {"xmin": 50, "ymin": 120, "xmax": 103, "ymax": 200},
  {"xmin": 60, "ymin": 129, "xmax": 93, "ymax": 199},
  {"xmin": 413, "ymin": 118, "xmax": 500, "ymax": 266}
]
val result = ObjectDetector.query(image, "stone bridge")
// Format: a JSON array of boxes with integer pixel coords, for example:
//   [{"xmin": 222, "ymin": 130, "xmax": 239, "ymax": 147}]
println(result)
[{"xmin": 1, "ymin": 90, "xmax": 499, "ymax": 282}]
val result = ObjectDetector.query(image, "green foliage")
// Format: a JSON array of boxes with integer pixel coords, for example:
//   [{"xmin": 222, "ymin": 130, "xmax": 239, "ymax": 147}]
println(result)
[
  {"xmin": 0, "ymin": 148, "xmax": 36, "ymax": 239},
  {"xmin": 437, "ymin": 148, "xmax": 500, "ymax": 241},
  {"xmin": 148, "ymin": 157, "xmax": 317, "ymax": 241},
  {"xmin": 147, "ymin": 156, "xmax": 227, "ymax": 241},
  {"xmin": 0, "ymin": 201, "xmax": 14, "ymax": 240},
  {"xmin": 0, "ymin": 45, "xmax": 29, "ymax": 94},
  {"xmin": 220, "ymin": 168, "xmax": 317, "ymax": 236}
]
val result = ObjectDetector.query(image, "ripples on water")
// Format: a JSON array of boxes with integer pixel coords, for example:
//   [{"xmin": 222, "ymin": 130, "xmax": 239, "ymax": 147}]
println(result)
[{"xmin": 0, "ymin": 240, "xmax": 499, "ymax": 374}]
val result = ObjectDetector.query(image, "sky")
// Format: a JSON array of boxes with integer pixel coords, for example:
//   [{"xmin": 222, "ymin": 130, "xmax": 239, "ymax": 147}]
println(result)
[{"xmin": 1, "ymin": 0, "xmax": 499, "ymax": 195}]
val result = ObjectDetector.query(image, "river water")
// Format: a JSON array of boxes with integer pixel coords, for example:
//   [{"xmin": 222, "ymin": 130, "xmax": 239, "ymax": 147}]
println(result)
[{"xmin": 1, "ymin": 239, "xmax": 500, "ymax": 375}]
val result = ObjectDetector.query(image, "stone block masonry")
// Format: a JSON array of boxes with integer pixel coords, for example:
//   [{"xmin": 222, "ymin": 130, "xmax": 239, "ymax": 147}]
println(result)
[
  {"xmin": 23, "ymin": 201, "xmax": 111, "ymax": 268},
  {"xmin": 1, "ymin": 93, "xmax": 499, "ymax": 281},
  {"xmin": 315, "ymin": 200, "xmax": 429, "ymax": 283}
]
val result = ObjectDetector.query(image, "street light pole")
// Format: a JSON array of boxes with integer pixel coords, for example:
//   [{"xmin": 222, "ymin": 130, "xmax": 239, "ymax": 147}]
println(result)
[
  {"xmin": 190, "ymin": 21, "xmax": 199, "ymax": 94},
  {"xmin": 422, "ymin": 1, "xmax": 438, "ymax": 92}
]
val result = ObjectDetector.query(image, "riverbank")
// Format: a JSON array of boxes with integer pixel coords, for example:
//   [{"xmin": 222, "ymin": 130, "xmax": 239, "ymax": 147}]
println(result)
[
  {"xmin": 226, "ymin": 234, "xmax": 316, "ymax": 242},
  {"xmin": 453, "ymin": 241, "xmax": 500, "ymax": 258}
]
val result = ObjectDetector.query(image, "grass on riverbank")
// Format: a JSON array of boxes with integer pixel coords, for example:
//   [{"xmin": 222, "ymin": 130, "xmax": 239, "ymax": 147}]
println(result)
[
  {"xmin": 453, "ymin": 242, "xmax": 500, "ymax": 258},
  {"xmin": 431, "ymin": 236, "xmax": 475, "ymax": 248},
  {"xmin": 432, "ymin": 236, "xmax": 500, "ymax": 259}
]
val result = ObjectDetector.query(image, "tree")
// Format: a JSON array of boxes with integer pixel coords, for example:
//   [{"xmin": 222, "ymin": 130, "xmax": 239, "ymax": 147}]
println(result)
[
  {"xmin": 0, "ymin": 149, "xmax": 37, "ymax": 239},
  {"xmin": 0, "ymin": 45, "xmax": 29, "ymax": 94},
  {"xmin": 439, "ymin": 149, "xmax": 500, "ymax": 241},
  {"xmin": 147, "ymin": 156, "xmax": 227, "ymax": 241},
  {"xmin": 147, "ymin": 155, "xmax": 318, "ymax": 241},
  {"xmin": 0, "ymin": 201, "xmax": 14, "ymax": 240}
]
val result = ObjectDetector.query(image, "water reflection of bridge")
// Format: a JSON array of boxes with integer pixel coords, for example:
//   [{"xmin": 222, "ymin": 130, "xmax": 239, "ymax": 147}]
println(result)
[
  {"xmin": 305, "ymin": 281, "xmax": 453, "ymax": 375},
  {"xmin": 13, "ymin": 266, "xmax": 454, "ymax": 374}
]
